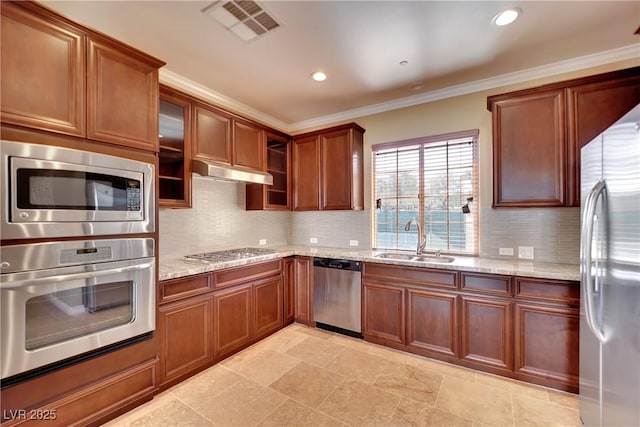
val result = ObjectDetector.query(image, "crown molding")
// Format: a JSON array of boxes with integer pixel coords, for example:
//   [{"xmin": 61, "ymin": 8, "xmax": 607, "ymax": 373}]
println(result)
[{"xmin": 161, "ymin": 45, "xmax": 639, "ymax": 134}]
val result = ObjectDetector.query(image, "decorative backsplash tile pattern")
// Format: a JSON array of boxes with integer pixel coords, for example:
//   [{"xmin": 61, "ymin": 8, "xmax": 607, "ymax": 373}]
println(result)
[
  {"xmin": 159, "ymin": 177, "xmax": 290, "ymax": 259},
  {"xmin": 160, "ymin": 181, "xmax": 580, "ymax": 264}
]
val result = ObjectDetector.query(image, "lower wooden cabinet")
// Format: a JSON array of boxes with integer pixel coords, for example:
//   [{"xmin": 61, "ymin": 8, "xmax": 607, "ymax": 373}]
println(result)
[
  {"xmin": 283, "ymin": 257, "xmax": 296, "ymax": 323},
  {"xmin": 514, "ymin": 302, "xmax": 580, "ymax": 388},
  {"xmin": 407, "ymin": 288, "xmax": 459, "ymax": 358},
  {"xmin": 158, "ymin": 260, "xmax": 285, "ymax": 389},
  {"xmin": 294, "ymin": 256, "xmax": 314, "ymax": 325},
  {"xmin": 361, "ymin": 262, "xmax": 579, "ymax": 392},
  {"xmin": 460, "ymin": 295, "xmax": 513, "ymax": 372},
  {"xmin": 158, "ymin": 293, "xmax": 214, "ymax": 385},
  {"xmin": 362, "ymin": 281, "xmax": 405, "ymax": 346},
  {"xmin": 213, "ymin": 284, "xmax": 252, "ymax": 360}
]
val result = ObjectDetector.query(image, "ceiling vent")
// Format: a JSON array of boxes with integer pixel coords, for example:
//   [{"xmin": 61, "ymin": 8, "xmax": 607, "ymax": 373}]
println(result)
[{"xmin": 203, "ymin": 1, "xmax": 280, "ymax": 41}]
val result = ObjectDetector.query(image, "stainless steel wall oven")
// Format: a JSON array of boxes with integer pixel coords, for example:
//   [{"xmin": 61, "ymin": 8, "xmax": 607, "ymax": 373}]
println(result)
[
  {"xmin": 0, "ymin": 238, "xmax": 155, "ymax": 382},
  {"xmin": 1, "ymin": 140, "xmax": 155, "ymax": 240}
]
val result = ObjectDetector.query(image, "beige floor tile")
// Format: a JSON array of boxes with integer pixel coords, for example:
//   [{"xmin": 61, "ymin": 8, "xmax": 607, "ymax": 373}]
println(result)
[
  {"xmin": 546, "ymin": 389, "xmax": 579, "ymax": 410},
  {"xmin": 250, "ymin": 327, "xmax": 309, "ymax": 354},
  {"xmin": 196, "ymin": 378, "xmax": 287, "ymax": 426},
  {"xmin": 221, "ymin": 348, "xmax": 299, "ymax": 386},
  {"xmin": 297, "ymin": 325, "xmax": 334, "ymax": 340},
  {"xmin": 326, "ymin": 332, "xmax": 373, "ymax": 353},
  {"xmin": 169, "ymin": 365, "xmax": 244, "ymax": 408},
  {"xmin": 512, "ymin": 394, "xmax": 581, "ymax": 427},
  {"xmin": 322, "ymin": 347, "xmax": 396, "ymax": 384},
  {"xmin": 435, "ymin": 376, "xmax": 514, "ymax": 426},
  {"xmin": 365, "ymin": 342, "xmax": 423, "ymax": 366},
  {"xmin": 475, "ymin": 372, "xmax": 549, "ymax": 401},
  {"xmin": 269, "ymin": 361, "xmax": 344, "ymax": 408},
  {"xmin": 317, "ymin": 379, "xmax": 401, "ymax": 426},
  {"xmin": 417, "ymin": 358, "xmax": 478, "ymax": 382},
  {"xmin": 118, "ymin": 394, "xmax": 212, "ymax": 426},
  {"xmin": 258, "ymin": 398, "xmax": 345, "ymax": 427},
  {"xmin": 389, "ymin": 398, "xmax": 474, "ymax": 427},
  {"xmin": 286, "ymin": 336, "xmax": 345, "ymax": 367},
  {"xmin": 375, "ymin": 363, "xmax": 443, "ymax": 405}
]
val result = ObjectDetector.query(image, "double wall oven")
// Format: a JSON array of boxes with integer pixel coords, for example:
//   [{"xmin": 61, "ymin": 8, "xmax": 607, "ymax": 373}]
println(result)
[{"xmin": 0, "ymin": 140, "xmax": 157, "ymax": 384}]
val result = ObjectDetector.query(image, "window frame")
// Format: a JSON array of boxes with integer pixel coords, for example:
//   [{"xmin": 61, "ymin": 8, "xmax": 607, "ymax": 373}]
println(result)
[{"xmin": 372, "ymin": 129, "xmax": 479, "ymax": 255}]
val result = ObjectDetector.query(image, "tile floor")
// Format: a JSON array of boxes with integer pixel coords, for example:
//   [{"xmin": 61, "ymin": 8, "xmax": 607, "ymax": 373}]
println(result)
[{"xmin": 104, "ymin": 324, "xmax": 581, "ymax": 427}]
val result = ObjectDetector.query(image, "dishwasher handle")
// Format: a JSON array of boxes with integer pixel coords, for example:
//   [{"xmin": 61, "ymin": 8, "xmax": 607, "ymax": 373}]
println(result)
[{"xmin": 313, "ymin": 257, "xmax": 361, "ymax": 272}]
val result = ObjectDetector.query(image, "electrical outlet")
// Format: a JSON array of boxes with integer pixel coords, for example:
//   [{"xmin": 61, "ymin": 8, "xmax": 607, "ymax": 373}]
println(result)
[
  {"xmin": 518, "ymin": 246, "xmax": 534, "ymax": 260},
  {"xmin": 259, "ymin": 239, "xmax": 267, "ymax": 245},
  {"xmin": 499, "ymin": 247, "xmax": 514, "ymax": 256},
  {"xmin": 349, "ymin": 240, "xmax": 359, "ymax": 247},
  {"xmin": 310, "ymin": 237, "xmax": 318, "ymax": 244}
]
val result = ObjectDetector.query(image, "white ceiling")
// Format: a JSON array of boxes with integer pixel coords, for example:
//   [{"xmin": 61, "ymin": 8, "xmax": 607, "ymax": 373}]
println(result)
[{"xmin": 42, "ymin": 1, "xmax": 639, "ymax": 132}]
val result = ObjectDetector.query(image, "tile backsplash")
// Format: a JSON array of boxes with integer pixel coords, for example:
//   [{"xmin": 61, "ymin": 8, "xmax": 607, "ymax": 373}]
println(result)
[
  {"xmin": 160, "ymin": 180, "xmax": 580, "ymax": 264},
  {"xmin": 159, "ymin": 177, "xmax": 290, "ymax": 259}
]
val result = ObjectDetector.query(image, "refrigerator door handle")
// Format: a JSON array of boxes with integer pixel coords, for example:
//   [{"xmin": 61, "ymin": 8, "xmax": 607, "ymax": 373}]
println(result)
[{"xmin": 580, "ymin": 180, "xmax": 607, "ymax": 344}]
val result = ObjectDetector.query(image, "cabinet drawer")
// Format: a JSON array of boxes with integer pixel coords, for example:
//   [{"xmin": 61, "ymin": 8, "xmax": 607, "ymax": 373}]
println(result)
[
  {"xmin": 160, "ymin": 274, "xmax": 212, "ymax": 303},
  {"xmin": 213, "ymin": 259, "xmax": 281, "ymax": 290},
  {"xmin": 461, "ymin": 273, "xmax": 512, "ymax": 296},
  {"xmin": 515, "ymin": 277, "xmax": 580, "ymax": 305},
  {"xmin": 363, "ymin": 263, "xmax": 457, "ymax": 289}
]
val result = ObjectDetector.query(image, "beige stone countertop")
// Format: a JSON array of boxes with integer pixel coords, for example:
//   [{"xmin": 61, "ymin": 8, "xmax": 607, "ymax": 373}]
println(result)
[{"xmin": 159, "ymin": 245, "xmax": 580, "ymax": 282}]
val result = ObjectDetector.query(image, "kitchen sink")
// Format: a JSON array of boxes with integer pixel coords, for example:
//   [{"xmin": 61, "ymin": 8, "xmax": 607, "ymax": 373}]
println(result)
[
  {"xmin": 412, "ymin": 255, "xmax": 455, "ymax": 263},
  {"xmin": 374, "ymin": 253, "xmax": 416, "ymax": 261},
  {"xmin": 374, "ymin": 252, "xmax": 455, "ymax": 263}
]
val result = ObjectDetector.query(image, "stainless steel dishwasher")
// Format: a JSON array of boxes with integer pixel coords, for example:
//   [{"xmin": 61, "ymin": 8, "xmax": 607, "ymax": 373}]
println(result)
[{"xmin": 313, "ymin": 257, "xmax": 362, "ymax": 338}]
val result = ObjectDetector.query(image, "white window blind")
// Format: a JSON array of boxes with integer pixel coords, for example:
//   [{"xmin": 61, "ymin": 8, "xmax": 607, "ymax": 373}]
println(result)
[{"xmin": 373, "ymin": 130, "xmax": 478, "ymax": 254}]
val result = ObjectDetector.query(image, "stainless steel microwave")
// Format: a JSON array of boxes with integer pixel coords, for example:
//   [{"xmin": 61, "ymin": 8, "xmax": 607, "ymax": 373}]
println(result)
[{"xmin": 1, "ymin": 140, "xmax": 155, "ymax": 240}]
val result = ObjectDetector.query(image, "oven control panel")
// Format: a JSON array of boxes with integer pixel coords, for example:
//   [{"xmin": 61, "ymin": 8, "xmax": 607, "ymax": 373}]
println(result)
[{"xmin": 60, "ymin": 247, "xmax": 113, "ymax": 264}]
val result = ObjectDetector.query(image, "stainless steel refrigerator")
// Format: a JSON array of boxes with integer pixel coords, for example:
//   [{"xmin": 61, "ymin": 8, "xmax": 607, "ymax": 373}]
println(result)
[{"xmin": 580, "ymin": 103, "xmax": 640, "ymax": 427}]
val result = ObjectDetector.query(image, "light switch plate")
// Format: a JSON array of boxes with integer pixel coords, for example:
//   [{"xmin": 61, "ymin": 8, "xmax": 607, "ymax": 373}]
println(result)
[
  {"xmin": 349, "ymin": 240, "xmax": 358, "ymax": 246},
  {"xmin": 259, "ymin": 239, "xmax": 267, "ymax": 245},
  {"xmin": 310, "ymin": 237, "xmax": 318, "ymax": 244},
  {"xmin": 518, "ymin": 246, "xmax": 534, "ymax": 259},
  {"xmin": 499, "ymin": 247, "xmax": 514, "ymax": 256}
]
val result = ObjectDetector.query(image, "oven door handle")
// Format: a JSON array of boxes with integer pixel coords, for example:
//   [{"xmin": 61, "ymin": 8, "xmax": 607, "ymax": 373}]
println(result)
[{"xmin": 0, "ymin": 262, "xmax": 154, "ymax": 289}]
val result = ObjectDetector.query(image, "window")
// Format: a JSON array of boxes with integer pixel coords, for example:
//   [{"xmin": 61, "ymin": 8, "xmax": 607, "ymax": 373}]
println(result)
[{"xmin": 373, "ymin": 130, "xmax": 478, "ymax": 254}]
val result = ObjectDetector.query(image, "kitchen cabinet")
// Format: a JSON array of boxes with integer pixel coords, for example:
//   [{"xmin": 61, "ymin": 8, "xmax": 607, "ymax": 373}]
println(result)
[
  {"xmin": 361, "ymin": 263, "xmax": 579, "ymax": 392},
  {"xmin": 192, "ymin": 102, "xmax": 233, "ymax": 164},
  {"xmin": 159, "ymin": 85, "xmax": 192, "ymax": 207},
  {"xmin": 292, "ymin": 123, "xmax": 365, "ymax": 211},
  {"xmin": 283, "ymin": 257, "xmax": 296, "ymax": 323},
  {"xmin": 157, "ymin": 273, "xmax": 213, "ymax": 387},
  {"xmin": 294, "ymin": 256, "xmax": 314, "ymax": 325},
  {"xmin": 488, "ymin": 66, "xmax": 640, "ymax": 207},
  {"xmin": 192, "ymin": 103, "xmax": 266, "ymax": 172},
  {"xmin": 0, "ymin": 332, "xmax": 158, "ymax": 426},
  {"xmin": 246, "ymin": 132, "xmax": 291, "ymax": 210},
  {"xmin": 0, "ymin": 1, "xmax": 164, "ymax": 152},
  {"xmin": 362, "ymin": 263, "xmax": 458, "ymax": 361},
  {"xmin": 513, "ymin": 277, "xmax": 580, "ymax": 390},
  {"xmin": 212, "ymin": 259, "xmax": 283, "ymax": 360},
  {"xmin": 158, "ymin": 293, "xmax": 214, "ymax": 384}
]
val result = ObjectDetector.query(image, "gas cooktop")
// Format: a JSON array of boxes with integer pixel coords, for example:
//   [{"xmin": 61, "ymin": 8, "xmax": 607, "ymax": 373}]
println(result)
[{"xmin": 184, "ymin": 247, "xmax": 278, "ymax": 263}]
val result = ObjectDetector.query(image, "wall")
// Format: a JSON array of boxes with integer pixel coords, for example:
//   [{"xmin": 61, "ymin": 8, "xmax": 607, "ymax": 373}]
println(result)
[
  {"xmin": 161, "ymin": 59, "xmax": 638, "ymax": 264},
  {"xmin": 159, "ymin": 176, "xmax": 290, "ymax": 259}
]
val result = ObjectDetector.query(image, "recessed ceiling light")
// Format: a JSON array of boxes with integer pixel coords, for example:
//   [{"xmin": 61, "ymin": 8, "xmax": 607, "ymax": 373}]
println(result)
[
  {"xmin": 492, "ymin": 8, "xmax": 521, "ymax": 26},
  {"xmin": 400, "ymin": 60, "xmax": 409, "ymax": 66},
  {"xmin": 311, "ymin": 71, "xmax": 327, "ymax": 82}
]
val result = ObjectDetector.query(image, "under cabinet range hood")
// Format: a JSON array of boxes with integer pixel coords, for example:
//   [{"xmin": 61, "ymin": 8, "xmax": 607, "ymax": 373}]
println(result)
[{"xmin": 192, "ymin": 159, "xmax": 273, "ymax": 185}]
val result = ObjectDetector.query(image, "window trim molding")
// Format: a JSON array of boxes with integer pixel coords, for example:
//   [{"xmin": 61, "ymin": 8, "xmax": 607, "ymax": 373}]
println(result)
[{"xmin": 372, "ymin": 129, "xmax": 479, "ymax": 152}]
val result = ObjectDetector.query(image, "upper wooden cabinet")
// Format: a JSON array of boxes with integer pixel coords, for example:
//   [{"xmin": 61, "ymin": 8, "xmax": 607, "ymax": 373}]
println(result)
[
  {"xmin": 0, "ymin": 1, "xmax": 165, "ymax": 151},
  {"xmin": 192, "ymin": 103, "xmax": 266, "ymax": 172},
  {"xmin": 193, "ymin": 103, "xmax": 233, "ymax": 164},
  {"xmin": 292, "ymin": 123, "xmax": 365, "ymax": 211},
  {"xmin": 488, "ymin": 66, "xmax": 640, "ymax": 207},
  {"xmin": 159, "ymin": 85, "xmax": 192, "ymax": 208},
  {"xmin": 246, "ymin": 131, "xmax": 291, "ymax": 210}
]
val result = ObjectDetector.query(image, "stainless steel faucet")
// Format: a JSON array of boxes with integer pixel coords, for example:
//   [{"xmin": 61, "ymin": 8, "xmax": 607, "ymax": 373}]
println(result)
[{"xmin": 404, "ymin": 219, "xmax": 426, "ymax": 255}]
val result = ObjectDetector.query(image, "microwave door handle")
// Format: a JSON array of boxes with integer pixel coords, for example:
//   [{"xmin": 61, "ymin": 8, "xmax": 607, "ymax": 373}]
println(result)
[
  {"xmin": 580, "ymin": 180, "xmax": 607, "ymax": 344},
  {"xmin": 0, "ymin": 262, "xmax": 154, "ymax": 289}
]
